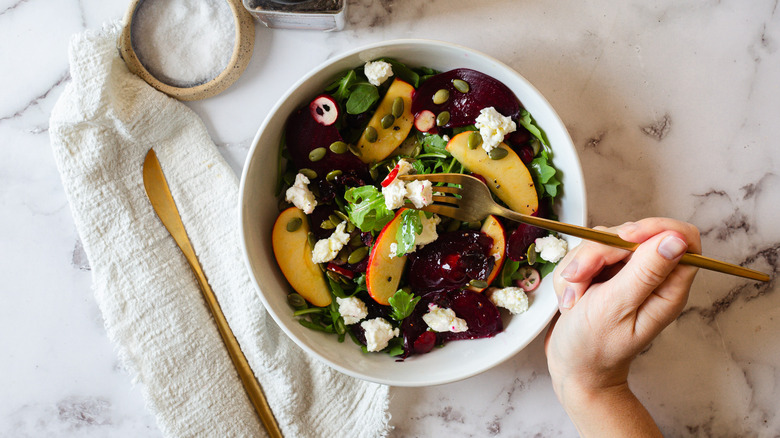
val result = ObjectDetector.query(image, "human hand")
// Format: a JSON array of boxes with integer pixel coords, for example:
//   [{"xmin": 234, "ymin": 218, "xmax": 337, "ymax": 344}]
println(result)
[{"xmin": 544, "ymin": 218, "xmax": 700, "ymax": 436}]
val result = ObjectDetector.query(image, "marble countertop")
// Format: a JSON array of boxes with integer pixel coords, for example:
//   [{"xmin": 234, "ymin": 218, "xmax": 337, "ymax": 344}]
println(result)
[{"xmin": 2, "ymin": 0, "xmax": 779, "ymax": 436}]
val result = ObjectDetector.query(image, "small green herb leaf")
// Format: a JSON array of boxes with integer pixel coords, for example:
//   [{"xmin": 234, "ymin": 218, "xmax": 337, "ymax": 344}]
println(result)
[
  {"xmin": 518, "ymin": 109, "xmax": 549, "ymax": 146},
  {"xmin": 344, "ymin": 185, "xmax": 395, "ymax": 232},
  {"xmin": 389, "ymin": 289, "xmax": 421, "ymax": 321},
  {"xmin": 346, "ymin": 83, "xmax": 379, "ymax": 114},
  {"xmin": 395, "ymin": 209, "xmax": 423, "ymax": 256}
]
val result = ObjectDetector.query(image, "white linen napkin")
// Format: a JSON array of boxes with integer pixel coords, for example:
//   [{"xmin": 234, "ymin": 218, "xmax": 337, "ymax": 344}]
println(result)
[{"xmin": 49, "ymin": 23, "xmax": 390, "ymax": 438}]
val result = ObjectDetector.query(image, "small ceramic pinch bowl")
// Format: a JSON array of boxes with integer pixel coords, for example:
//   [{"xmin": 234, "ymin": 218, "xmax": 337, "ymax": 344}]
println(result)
[{"xmin": 239, "ymin": 39, "xmax": 586, "ymax": 387}]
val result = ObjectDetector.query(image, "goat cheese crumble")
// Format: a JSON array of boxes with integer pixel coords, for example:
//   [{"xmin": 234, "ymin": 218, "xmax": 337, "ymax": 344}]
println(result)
[
  {"xmin": 415, "ymin": 213, "xmax": 440, "ymax": 249},
  {"xmin": 422, "ymin": 304, "xmax": 468, "ymax": 333},
  {"xmin": 475, "ymin": 107, "xmax": 517, "ymax": 153},
  {"xmin": 336, "ymin": 296, "xmax": 368, "ymax": 325},
  {"xmin": 364, "ymin": 60, "xmax": 394, "ymax": 86},
  {"xmin": 285, "ymin": 173, "xmax": 317, "ymax": 214},
  {"xmin": 361, "ymin": 318, "xmax": 399, "ymax": 352},
  {"xmin": 404, "ymin": 179, "xmax": 433, "ymax": 209},
  {"xmin": 534, "ymin": 235, "xmax": 568, "ymax": 263},
  {"xmin": 311, "ymin": 221, "xmax": 350, "ymax": 264},
  {"xmin": 488, "ymin": 287, "xmax": 529, "ymax": 315}
]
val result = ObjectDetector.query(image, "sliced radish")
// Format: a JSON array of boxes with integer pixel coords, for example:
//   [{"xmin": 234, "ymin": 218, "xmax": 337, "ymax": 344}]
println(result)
[
  {"xmin": 309, "ymin": 95, "xmax": 339, "ymax": 126},
  {"xmin": 414, "ymin": 110, "xmax": 436, "ymax": 132},
  {"xmin": 326, "ymin": 262, "xmax": 355, "ymax": 280},
  {"xmin": 381, "ymin": 165, "xmax": 400, "ymax": 187},
  {"xmin": 513, "ymin": 266, "xmax": 541, "ymax": 292}
]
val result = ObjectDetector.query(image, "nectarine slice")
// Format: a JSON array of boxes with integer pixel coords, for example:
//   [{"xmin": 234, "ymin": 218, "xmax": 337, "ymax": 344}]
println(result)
[
  {"xmin": 366, "ymin": 209, "xmax": 408, "ymax": 305},
  {"xmin": 356, "ymin": 79, "xmax": 415, "ymax": 163},
  {"xmin": 468, "ymin": 215, "xmax": 506, "ymax": 292}
]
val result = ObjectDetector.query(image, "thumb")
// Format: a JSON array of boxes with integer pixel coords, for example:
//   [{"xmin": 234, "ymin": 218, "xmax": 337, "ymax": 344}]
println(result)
[{"xmin": 609, "ymin": 231, "xmax": 688, "ymax": 311}]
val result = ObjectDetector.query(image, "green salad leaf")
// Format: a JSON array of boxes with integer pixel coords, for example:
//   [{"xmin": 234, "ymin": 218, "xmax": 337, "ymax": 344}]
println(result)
[
  {"xmin": 346, "ymin": 83, "xmax": 379, "ymax": 114},
  {"xmin": 518, "ymin": 109, "xmax": 549, "ymax": 146},
  {"xmin": 344, "ymin": 185, "xmax": 395, "ymax": 232},
  {"xmin": 395, "ymin": 209, "xmax": 423, "ymax": 256},
  {"xmin": 421, "ymin": 134, "xmax": 450, "ymax": 156},
  {"xmin": 389, "ymin": 289, "xmax": 421, "ymax": 321},
  {"xmin": 327, "ymin": 69, "xmax": 358, "ymax": 103},
  {"xmin": 530, "ymin": 155, "xmax": 561, "ymax": 198}
]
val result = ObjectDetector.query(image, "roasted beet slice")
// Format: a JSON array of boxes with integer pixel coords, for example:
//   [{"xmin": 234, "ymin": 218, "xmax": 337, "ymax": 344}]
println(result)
[
  {"xmin": 411, "ymin": 68, "xmax": 522, "ymax": 129},
  {"xmin": 285, "ymin": 106, "xmax": 369, "ymax": 178},
  {"xmin": 441, "ymin": 289, "xmax": 503, "ymax": 341},
  {"xmin": 506, "ymin": 223, "xmax": 547, "ymax": 262},
  {"xmin": 407, "ymin": 230, "xmax": 494, "ymax": 294}
]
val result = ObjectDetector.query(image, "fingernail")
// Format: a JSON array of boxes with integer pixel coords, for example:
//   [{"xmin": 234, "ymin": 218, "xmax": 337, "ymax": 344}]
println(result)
[
  {"xmin": 658, "ymin": 236, "xmax": 687, "ymax": 260},
  {"xmin": 560, "ymin": 286, "xmax": 575, "ymax": 310},
  {"xmin": 561, "ymin": 260, "xmax": 578, "ymax": 280}
]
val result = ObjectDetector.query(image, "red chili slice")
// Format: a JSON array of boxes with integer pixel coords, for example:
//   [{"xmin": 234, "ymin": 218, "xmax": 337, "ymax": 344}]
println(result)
[
  {"xmin": 326, "ymin": 263, "xmax": 355, "ymax": 280},
  {"xmin": 381, "ymin": 165, "xmax": 400, "ymax": 187}
]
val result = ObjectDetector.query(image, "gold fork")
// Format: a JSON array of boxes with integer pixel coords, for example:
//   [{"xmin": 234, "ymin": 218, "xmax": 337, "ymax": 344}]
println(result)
[{"xmin": 399, "ymin": 173, "xmax": 770, "ymax": 282}]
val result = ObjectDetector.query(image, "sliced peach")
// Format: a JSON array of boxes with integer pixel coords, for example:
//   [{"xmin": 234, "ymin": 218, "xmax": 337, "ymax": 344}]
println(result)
[
  {"xmin": 446, "ymin": 132, "xmax": 538, "ymax": 215},
  {"xmin": 272, "ymin": 207, "xmax": 331, "ymax": 307},
  {"xmin": 366, "ymin": 208, "xmax": 408, "ymax": 305},
  {"xmin": 356, "ymin": 79, "xmax": 415, "ymax": 163},
  {"xmin": 468, "ymin": 215, "xmax": 506, "ymax": 292}
]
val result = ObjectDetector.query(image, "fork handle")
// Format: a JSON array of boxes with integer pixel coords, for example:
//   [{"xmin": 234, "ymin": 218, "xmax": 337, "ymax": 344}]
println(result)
[{"xmin": 495, "ymin": 207, "xmax": 770, "ymax": 282}]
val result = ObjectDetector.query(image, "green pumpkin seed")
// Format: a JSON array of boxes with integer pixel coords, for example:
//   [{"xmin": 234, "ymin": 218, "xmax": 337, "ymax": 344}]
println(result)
[
  {"xmin": 380, "ymin": 114, "xmax": 395, "ymax": 129},
  {"xmin": 488, "ymin": 147, "xmax": 508, "ymax": 160},
  {"xmin": 348, "ymin": 233, "xmax": 363, "ymax": 247},
  {"xmin": 433, "ymin": 89, "xmax": 450, "ymax": 105},
  {"xmin": 326, "ymin": 169, "xmax": 342, "ymax": 182},
  {"xmin": 468, "ymin": 131, "xmax": 483, "ymax": 150},
  {"xmin": 320, "ymin": 220, "xmax": 336, "ymax": 230},
  {"xmin": 286, "ymin": 217, "xmax": 302, "ymax": 232},
  {"xmin": 468, "ymin": 221, "xmax": 481, "ymax": 230},
  {"xmin": 299, "ymin": 168, "xmax": 317, "ymax": 179},
  {"xmin": 346, "ymin": 221, "xmax": 356, "ymax": 233},
  {"xmin": 469, "ymin": 279, "xmax": 488, "ymax": 289},
  {"xmin": 411, "ymin": 143, "xmax": 422, "ymax": 157},
  {"xmin": 329, "ymin": 214, "xmax": 342, "ymax": 225},
  {"xmin": 452, "ymin": 79, "xmax": 470, "ymax": 93},
  {"xmin": 287, "ymin": 293, "xmax": 307, "ymax": 309},
  {"xmin": 347, "ymin": 143, "xmax": 362, "ymax": 157},
  {"xmin": 445, "ymin": 219, "xmax": 461, "ymax": 232},
  {"xmin": 309, "ymin": 147, "xmax": 327, "ymax": 162},
  {"xmin": 307, "ymin": 232, "xmax": 316, "ymax": 249},
  {"xmin": 526, "ymin": 243, "xmax": 537, "ymax": 264},
  {"xmin": 334, "ymin": 210, "xmax": 349, "ymax": 221},
  {"xmin": 436, "ymin": 111, "xmax": 450, "ymax": 127},
  {"xmin": 347, "ymin": 246, "xmax": 368, "ymax": 264},
  {"xmin": 369, "ymin": 167, "xmax": 379, "ymax": 181},
  {"xmin": 391, "ymin": 97, "xmax": 404, "ymax": 118},
  {"xmin": 329, "ymin": 141, "xmax": 348, "ymax": 154},
  {"xmin": 326, "ymin": 270, "xmax": 342, "ymax": 283},
  {"xmin": 364, "ymin": 126, "xmax": 378, "ymax": 143}
]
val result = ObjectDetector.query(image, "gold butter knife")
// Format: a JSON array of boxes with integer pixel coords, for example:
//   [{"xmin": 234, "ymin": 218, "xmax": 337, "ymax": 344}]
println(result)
[{"xmin": 142, "ymin": 149, "xmax": 283, "ymax": 438}]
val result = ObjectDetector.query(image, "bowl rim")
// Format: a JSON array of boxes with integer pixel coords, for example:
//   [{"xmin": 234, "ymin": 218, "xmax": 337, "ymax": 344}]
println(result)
[{"xmin": 238, "ymin": 38, "xmax": 587, "ymax": 386}]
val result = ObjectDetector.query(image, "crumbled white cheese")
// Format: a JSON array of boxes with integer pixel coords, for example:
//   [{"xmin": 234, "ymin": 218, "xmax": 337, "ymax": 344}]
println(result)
[
  {"xmin": 360, "ymin": 317, "xmax": 399, "ymax": 352},
  {"xmin": 488, "ymin": 287, "xmax": 529, "ymax": 315},
  {"xmin": 336, "ymin": 296, "xmax": 368, "ymax": 325},
  {"xmin": 442, "ymin": 135, "xmax": 450, "ymax": 142},
  {"xmin": 404, "ymin": 179, "xmax": 433, "ymax": 209},
  {"xmin": 414, "ymin": 213, "xmax": 441, "ymax": 249},
  {"xmin": 364, "ymin": 60, "xmax": 394, "ymax": 86},
  {"xmin": 534, "ymin": 235, "xmax": 568, "ymax": 263},
  {"xmin": 311, "ymin": 221, "xmax": 350, "ymax": 264},
  {"xmin": 422, "ymin": 304, "xmax": 468, "ymax": 333},
  {"xmin": 475, "ymin": 107, "xmax": 517, "ymax": 153},
  {"xmin": 395, "ymin": 158, "xmax": 414, "ymax": 177},
  {"xmin": 285, "ymin": 173, "xmax": 317, "ymax": 214},
  {"xmin": 382, "ymin": 178, "xmax": 407, "ymax": 210},
  {"xmin": 389, "ymin": 242, "xmax": 398, "ymax": 259}
]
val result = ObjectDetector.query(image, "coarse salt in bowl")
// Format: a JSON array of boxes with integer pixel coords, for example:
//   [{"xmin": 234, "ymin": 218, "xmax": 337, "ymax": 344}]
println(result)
[{"xmin": 239, "ymin": 40, "xmax": 586, "ymax": 387}]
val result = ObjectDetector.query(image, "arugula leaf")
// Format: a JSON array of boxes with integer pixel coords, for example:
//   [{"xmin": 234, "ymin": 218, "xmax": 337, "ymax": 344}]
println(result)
[
  {"xmin": 518, "ymin": 109, "xmax": 549, "ymax": 146},
  {"xmin": 327, "ymin": 69, "xmax": 358, "ymax": 104},
  {"xmin": 500, "ymin": 259, "xmax": 521, "ymax": 288},
  {"xmin": 378, "ymin": 58, "xmax": 421, "ymax": 88},
  {"xmin": 395, "ymin": 209, "xmax": 423, "ymax": 256},
  {"xmin": 451, "ymin": 124, "xmax": 478, "ymax": 136},
  {"xmin": 346, "ymin": 83, "xmax": 379, "ymax": 114},
  {"xmin": 421, "ymin": 134, "xmax": 450, "ymax": 156},
  {"xmin": 386, "ymin": 336, "xmax": 406, "ymax": 356},
  {"xmin": 537, "ymin": 259, "xmax": 557, "ymax": 278},
  {"xmin": 530, "ymin": 156, "xmax": 561, "ymax": 199},
  {"xmin": 344, "ymin": 186, "xmax": 395, "ymax": 232},
  {"xmin": 389, "ymin": 289, "xmax": 421, "ymax": 321}
]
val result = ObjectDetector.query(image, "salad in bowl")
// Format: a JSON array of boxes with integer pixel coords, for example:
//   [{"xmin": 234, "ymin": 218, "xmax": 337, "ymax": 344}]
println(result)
[{"xmin": 240, "ymin": 40, "xmax": 585, "ymax": 386}]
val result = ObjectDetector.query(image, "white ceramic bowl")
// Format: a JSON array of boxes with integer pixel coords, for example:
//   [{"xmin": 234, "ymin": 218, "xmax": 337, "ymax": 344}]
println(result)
[{"xmin": 239, "ymin": 39, "xmax": 586, "ymax": 386}]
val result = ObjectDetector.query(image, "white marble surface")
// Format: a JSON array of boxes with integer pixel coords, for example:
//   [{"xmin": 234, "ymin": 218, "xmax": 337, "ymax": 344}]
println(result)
[{"xmin": 2, "ymin": 0, "xmax": 779, "ymax": 436}]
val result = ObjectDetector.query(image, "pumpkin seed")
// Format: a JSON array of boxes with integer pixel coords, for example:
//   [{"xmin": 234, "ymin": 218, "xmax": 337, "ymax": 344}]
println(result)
[
  {"xmin": 452, "ymin": 79, "xmax": 470, "ymax": 93},
  {"xmin": 326, "ymin": 169, "xmax": 342, "ymax": 182},
  {"xmin": 309, "ymin": 147, "xmax": 326, "ymax": 162},
  {"xmin": 380, "ymin": 114, "xmax": 395, "ymax": 129},
  {"xmin": 334, "ymin": 210, "xmax": 349, "ymax": 221},
  {"xmin": 326, "ymin": 270, "xmax": 342, "ymax": 283},
  {"xmin": 348, "ymin": 233, "xmax": 363, "ymax": 247},
  {"xmin": 329, "ymin": 214, "xmax": 342, "ymax": 225},
  {"xmin": 488, "ymin": 147, "xmax": 508, "ymax": 160},
  {"xmin": 329, "ymin": 141, "xmax": 348, "ymax": 154},
  {"xmin": 369, "ymin": 167, "xmax": 379, "ymax": 181},
  {"xmin": 347, "ymin": 143, "xmax": 362, "ymax": 157},
  {"xmin": 433, "ymin": 88, "xmax": 450, "ymax": 105},
  {"xmin": 469, "ymin": 279, "xmax": 488, "ymax": 289},
  {"xmin": 347, "ymin": 246, "xmax": 368, "ymax": 264},
  {"xmin": 445, "ymin": 219, "xmax": 461, "ymax": 232},
  {"xmin": 346, "ymin": 221, "xmax": 356, "ymax": 233},
  {"xmin": 286, "ymin": 217, "xmax": 302, "ymax": 232},
  {"xmin": 526, "ymin": 243, "xmax": 537, "ymax": 264},
  {"xmin": 299, "ymin": 168, "xmax": 317, "ymax": 179},
  {"xmin": 391, "ymin": 97, "xmax": 404, "ymax": 118},
  {"xmin": 320, "ymin": 219, "xmax": 336, "ymax": 230},
  {"xmin": 307, "ymin": 232, "xmax": 316, "ymax": 249},
  {"xmin": 287, "ymin": 293, "xmax": 307, "ymax": 309},
  {"xmin": 436, "ymin": 111, "xmax": 450, "ymax": 127},
  {"xmin": 364, "ymin": 126, "xmax": 378, "ymax": 143},
  {"xmin": 468, "ymin": 221, "xmax": 481, "ymax": 230},
  {"xmin": 468, "ymin": 131, "xmax": 483, "ymax": 150}
]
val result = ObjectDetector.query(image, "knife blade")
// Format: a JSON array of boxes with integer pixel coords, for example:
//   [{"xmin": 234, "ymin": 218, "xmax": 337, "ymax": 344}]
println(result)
[{"xmin": 142, "ymin": 149, "xmax": 283, "ymax": 438}]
